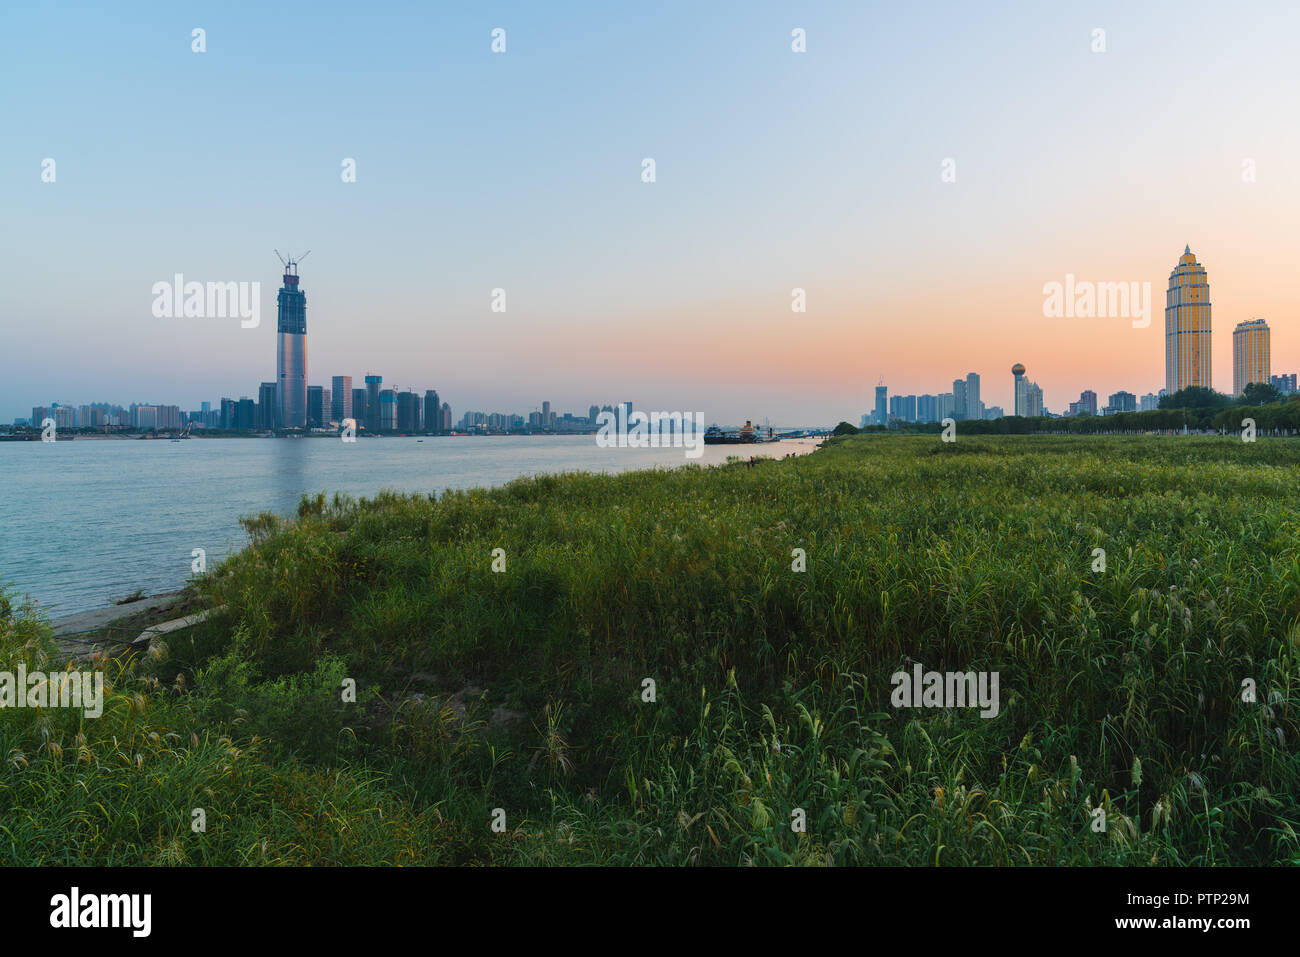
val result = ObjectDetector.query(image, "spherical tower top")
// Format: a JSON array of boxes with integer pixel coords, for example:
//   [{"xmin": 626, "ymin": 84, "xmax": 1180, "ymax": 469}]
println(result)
[{"xmin": 1011, "ymin": 363, "xmax": 1026, "ymax": 376}]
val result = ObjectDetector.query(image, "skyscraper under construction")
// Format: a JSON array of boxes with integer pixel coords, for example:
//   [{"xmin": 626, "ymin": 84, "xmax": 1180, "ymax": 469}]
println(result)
[{"xmin": 276, "ymin": 252, "xmax": 309, "ymax": 430}]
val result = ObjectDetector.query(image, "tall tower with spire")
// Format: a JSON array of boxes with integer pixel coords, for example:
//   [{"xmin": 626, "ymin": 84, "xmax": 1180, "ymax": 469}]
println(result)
[
  {"xmin": 275, "ymin": 251, "xmax": 309, "ymax": 430},
  {"xmin": 1165, "ymin": 245, "xmax": 1211, "ymax": 394}
]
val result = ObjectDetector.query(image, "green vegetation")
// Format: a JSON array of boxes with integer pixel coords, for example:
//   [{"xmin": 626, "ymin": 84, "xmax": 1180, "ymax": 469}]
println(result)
[{"xmin": 2, "ymin": 434, "xmax": 1298, "ymax": 865}]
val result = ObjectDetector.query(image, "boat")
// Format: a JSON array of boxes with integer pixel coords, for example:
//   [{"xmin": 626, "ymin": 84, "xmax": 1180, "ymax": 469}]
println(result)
[{"xmin": 704, "ymin": 421, "xmax": 758, "ymax": 445}]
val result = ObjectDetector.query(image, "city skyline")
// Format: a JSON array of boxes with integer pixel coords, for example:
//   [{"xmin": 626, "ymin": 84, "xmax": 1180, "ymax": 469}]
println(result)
[{"xmin": 5, "ymin": 2, "xmax": 1300, "ymax": 423}]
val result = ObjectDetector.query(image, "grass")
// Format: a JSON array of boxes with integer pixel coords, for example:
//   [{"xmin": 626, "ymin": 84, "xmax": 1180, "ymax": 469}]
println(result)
[{"xmin": 2, "ymin": 433, "xmax": 1298, "ymax": 865}]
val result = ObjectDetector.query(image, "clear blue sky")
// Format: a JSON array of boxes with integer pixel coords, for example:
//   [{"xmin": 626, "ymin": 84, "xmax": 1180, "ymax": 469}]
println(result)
[{"xmin": 3, "ymin": 1, "xmax": 1298, "ymax": 423}]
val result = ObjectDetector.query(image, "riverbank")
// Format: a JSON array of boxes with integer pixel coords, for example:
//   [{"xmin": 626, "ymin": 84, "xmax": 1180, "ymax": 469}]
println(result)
[
  {"xmin": 2, "ymin": 434, "xmax": 823, "ymax": 617},
  {"xmin": 3, "ymin": 434, "xmax": 1297, "ymax": 865}
]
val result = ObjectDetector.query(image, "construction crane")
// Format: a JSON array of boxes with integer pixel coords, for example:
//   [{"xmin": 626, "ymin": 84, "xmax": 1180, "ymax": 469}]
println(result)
[{"xmin": 274, "ymin": 249, "xmax": 312, "ymax": 274}]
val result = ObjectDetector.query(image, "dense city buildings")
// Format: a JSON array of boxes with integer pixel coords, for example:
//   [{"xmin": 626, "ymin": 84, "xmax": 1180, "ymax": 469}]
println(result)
[
  {"xmin": 1165, "ymin": 245, "xmax": 1212, "ymax": 394},
  {"xmin": 13, "ymin": 244, "xmax": 1292, "ymax": 437},
  {"xmin": 1232, "ymin": 318, "xmax": 1270, "ymax": 395}
]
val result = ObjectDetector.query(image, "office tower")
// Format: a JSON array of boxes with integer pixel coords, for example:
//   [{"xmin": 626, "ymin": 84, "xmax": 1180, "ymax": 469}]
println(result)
[
  {"xmin": 397, "ymin": 391, "xmax": 417, "ymax": 432},
  {"xmin": 332, "ymin": 376, "xmax": 352, "ymax": 423},
  {"xmin": 542, "ymin": 401, "xmax": 551, "ymax": 428},
  {"xmin": 965, "ymin": 373, "xmax": 980, "ymax": 420},
  {"xmin": 307, "ymin": 386, "xmax": 326, "ymax": 427},
  {"xmin": 1012, "ymin": 364, "xmax": 1028, "ymax": 416},
  {"xmin": 1165, "ymin": 245, "xmax": 1212, "ymax": 393},
  {"xmin": 276, "ymin": 256, "xmax": 308, "ymax": 429},
  {"xmin": 1232, "ymin": 318, "xmax": 1269, "ymax": 395},
  {"xmin": 257, "ymin": 382, "xmax": 277, "ymax": 430},
  {"xmin": 219, "ymin": 398, "xmax": 236, "ymax": 430},
  {"xmin": 364, "ymin": 375, "xmax": 382, "ymax": 433},
  {"xmin": 874, "ymin": 383, "xmax": 887, "ymax": 426},
  {"xmin": 952, "ymin": 378, "xmax": 967, "ymax": 420},
  {"xmin": 379, "ymin": 389, "xmax": 397, "ymax": 431},
  {"xmin": 441, "ymin": 402, "xmax": 451, "ymax": 430}
]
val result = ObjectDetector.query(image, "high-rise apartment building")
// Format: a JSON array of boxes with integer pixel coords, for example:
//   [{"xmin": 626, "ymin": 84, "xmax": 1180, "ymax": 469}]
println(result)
[
  {"xmin": 1024, "ymin": 382, "xmax": 1043, "ymax": 417},
  {"xmin": 1107, "ymin": 391, "xmax": 1137, "ymax": 413},
  {"xmin": 1270, "ymin": 373, "xmax": 1296, "ymax": 394},
  {"xmin": 276, "ymin": 258, "xmax": 308, "ymax": 429},
  {"xmin": 951, "ymin": 379, "xmax": 967, "ymax": 420},
  {"xmin": 332, "ymin": 376, "xmax": 352, "ymax": 423},
  {"xmin": 1232, "ymin": 318, "xmax": 1269, "ymax": 396},
  {"xmin": 351, "ymin": 388, "xmax": 367, "ymax": 429},
  {"xmin": 873, "ymin": 384, "xmax": 887, "ymax": 426},
  {"xmin": 379, "ymin": 389, "xmax": 397, "ymax": 431},
  {"xmin": 1165, "ymin": 245, "xmax": 1212, "ymax": 393},
  {"xmin": 425, "ymin": 391, "xmax": 441, "ymax": 431},
  {"xmin": 965, "ymin": 373, "xmax": 980, "ymax": 421}
]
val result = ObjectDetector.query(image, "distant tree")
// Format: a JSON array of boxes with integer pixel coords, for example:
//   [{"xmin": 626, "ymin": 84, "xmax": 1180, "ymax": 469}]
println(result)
[
  {"xmin": 1158, "ymin": 386, "xmax": 1231, "ymax": 410},
  {"xmin": 1240, "ymin": 381, "xmax": 1283, "ymax": 405},
  {"xmin": 832, "ymin": 421, "xmax": 859, "ymax": 435}
]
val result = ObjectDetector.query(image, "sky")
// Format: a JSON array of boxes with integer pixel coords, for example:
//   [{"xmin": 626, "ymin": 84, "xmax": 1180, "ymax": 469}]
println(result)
[{"xmin": 3, "ymin": 0, "xmax": 1299, "ymax": 425}]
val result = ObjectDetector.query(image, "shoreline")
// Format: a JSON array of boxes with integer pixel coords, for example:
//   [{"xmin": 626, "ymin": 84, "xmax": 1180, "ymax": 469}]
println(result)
[{"xmin": 26, "ymin": 437, "xmax": 825, "ymax": 621}]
